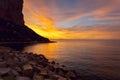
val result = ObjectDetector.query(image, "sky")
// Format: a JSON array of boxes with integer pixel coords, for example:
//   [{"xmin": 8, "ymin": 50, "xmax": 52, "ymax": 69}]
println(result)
[{"xmin": 23, "ymin": 0, "xmax": 120, "ymax": 39}]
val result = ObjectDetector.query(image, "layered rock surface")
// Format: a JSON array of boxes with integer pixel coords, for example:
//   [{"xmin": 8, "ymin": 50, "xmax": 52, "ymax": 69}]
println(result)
[{"xmin": 0, "ymin": 0, "xmax": 50, "ymax": 43}]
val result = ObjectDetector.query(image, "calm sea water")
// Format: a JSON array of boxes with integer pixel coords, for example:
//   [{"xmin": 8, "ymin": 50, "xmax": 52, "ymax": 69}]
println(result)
[{"xmin": 23, "ymin": 40, "xmax": 120, "ymax": 80}]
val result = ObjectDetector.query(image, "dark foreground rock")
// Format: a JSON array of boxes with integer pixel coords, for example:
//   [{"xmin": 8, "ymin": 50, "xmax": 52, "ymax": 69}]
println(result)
[{"xmin": 0, "ymin": 47, "xmax": 81, "ymax": 80}]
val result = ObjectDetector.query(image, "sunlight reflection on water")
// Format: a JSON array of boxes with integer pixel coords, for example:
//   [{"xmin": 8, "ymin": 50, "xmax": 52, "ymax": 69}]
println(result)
[{"xmin": 23, "ymin": 40, "xmax": 120, "ymax": 79}]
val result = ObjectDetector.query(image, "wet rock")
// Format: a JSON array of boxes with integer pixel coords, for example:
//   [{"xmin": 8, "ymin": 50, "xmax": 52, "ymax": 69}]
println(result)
[
  {"xmin": 21, "ymin": 57, "xmax": 28, "ymax": 62},
  {"xmin": 14, "ymin": 67, "xmax": 22, "ymax": 72},
  {"xmin": 51, "ymin": 61, "xmax": 55, "ymax": 65},
  {"xmin": 33, "ymin": 74, "xmax": 44, "ymax": 80},
  {"xmin": 16, "ymin": 76, "xmax": 31, "ymax": 80},
  {"xmin": 53, "ymin": 75, "xmax": 67, "ymax": 80},
  {"xmin": 55, "ymin": 68, "xmax": 63, "ymax": 74},
  {"xmin": 66, "ymin": 71, "xmax": 77, "ymax": 79},
  {"xmin": 33, "ymin": 65, "xmax": 42, "ymax": 73},
  {"xmin": 10, "ymin": 69, "xmax": 20, "ymax": 76},
  {"xmin": 57, "ymin": 69, "xmax": 65, "ymax": 76},
  {"xmin": 53, "ymin": 63, "xmax": 60, "ymax": 69},
  {"xmin": 44, "ymin": 79, "xmax": 52, "ymax": 80},
  {"xmin": 48, "ymin": 71, "xmax": 55, "ymax": 76},
  {"xmin": 0, "ymin": 78, "xmax": 4, "ymax": 80},
  {"xmin": 46, "ymin": 65, "xmax": 55, "ymax": 72},
  {"xmin": 6, "ymin": 58, "xmax": 15, "ymax": 66},
  {"xmin": 28, "ymin": 61, "xmax": 36, "ymax": 66},
  {"xmin": 0, "ymin": 50, "xmax": 80, "ymax": 80},
  {"xmin": 61, "ymin": 65, "xmax": 65, "ymax": 68},
  {"xmin": 0, "ymin": 68, "xmax": 11, "ymax": 75},
  {"xmin": 22, "ymin": 64, "xmax": 33, "ymax": 77},
  {"xmin": 0, "ymin": 61, "xmax": 7, "ymax": 67},
  {"xmin": 40, "ymin": 68, "xmax": 48, "ymax": 75},
  {"xmin": 23, "ymin": 70, "xmax": 33, "ymax": 77},
  {"xmin": 13, "ymin": 57, "xmax": 19, "ymax": 61},
  {"xmin": 2, "ymin": 75, "xmax": 15, "ymax": 80},
  {"xmin": 23, "ymin": 64, "xmax": 33, "ymax": 70},
  {"xmin": 38, "ymin": 62, "xmax": 48, "ymax": 68},
  {"xmin": 49, "ymin": 76, "xmax": 58, "ymax": 80}
]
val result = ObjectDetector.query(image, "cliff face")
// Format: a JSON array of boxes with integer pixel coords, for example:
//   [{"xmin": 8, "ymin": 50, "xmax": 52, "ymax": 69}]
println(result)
[
  {"xmin": 0, "ymin": 0, "xmax": 50, "ymax": 43},
  {"xmin": 0, "ymin": 0, "xmax": 24, "ymax": 25}
]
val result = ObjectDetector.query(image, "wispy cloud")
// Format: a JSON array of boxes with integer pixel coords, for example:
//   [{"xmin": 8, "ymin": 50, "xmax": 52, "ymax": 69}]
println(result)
[{"xmin": 23, "ymin": 0, "xmax": 120, "ymax": 39}]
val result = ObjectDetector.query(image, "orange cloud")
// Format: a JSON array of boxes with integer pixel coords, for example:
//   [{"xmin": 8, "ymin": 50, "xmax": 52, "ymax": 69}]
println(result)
[
  {"xmin": 66, "ymin": 29, "xmax": 120, "ymax": 39},
  {"xmin": 23, "ymin": 0, "xmax": 120, "ymax": 40},
  {"xmin": 23, "ymin": 0, "xmax": 70, "ymax": 39}
]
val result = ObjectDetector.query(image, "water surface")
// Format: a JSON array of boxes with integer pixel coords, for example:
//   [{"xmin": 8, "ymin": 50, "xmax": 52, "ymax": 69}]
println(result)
[{"xmin": 23, "ymin": 39, "xmax": 120, "ymax": 80}]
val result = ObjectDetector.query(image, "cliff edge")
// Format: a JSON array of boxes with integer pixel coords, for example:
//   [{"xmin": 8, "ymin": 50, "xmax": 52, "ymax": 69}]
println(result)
[{"xmin": 0, "ymin": 0, "xmax": 50, "ymax": 43}]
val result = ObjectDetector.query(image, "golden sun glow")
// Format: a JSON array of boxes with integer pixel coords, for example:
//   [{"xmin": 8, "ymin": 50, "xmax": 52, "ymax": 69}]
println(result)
[
  {"xmin": 25, "ymin": 15, "xmax": 68, "ymax": 39},
  {"xmin": 23, "ymin": 0, "xmax": 120, "ymax": 40},
  {"xmin": 24, "ymin": 14, "xmax": 119, "ymax": 40}
]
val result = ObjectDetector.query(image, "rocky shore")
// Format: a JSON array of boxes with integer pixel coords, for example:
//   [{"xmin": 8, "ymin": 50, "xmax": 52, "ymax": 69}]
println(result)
[{"xmin": 0, "ymin": 46, "xmax": 81, "ymax": 80}]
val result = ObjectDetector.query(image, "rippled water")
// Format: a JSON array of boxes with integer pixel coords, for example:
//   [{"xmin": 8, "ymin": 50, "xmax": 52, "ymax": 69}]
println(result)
[{"xmin": 23, "ymin": 40, "xmax": 120, "ymax": 80}]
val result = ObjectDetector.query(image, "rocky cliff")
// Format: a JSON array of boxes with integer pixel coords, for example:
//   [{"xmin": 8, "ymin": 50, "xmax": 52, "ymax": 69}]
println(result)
[
  {"xmin": 0, "ymin": 0, "xmax": 24, "ymax": 25},
  {"xmin": 0, "ymin": 0, "xmax": 50, "ymax": 43}
]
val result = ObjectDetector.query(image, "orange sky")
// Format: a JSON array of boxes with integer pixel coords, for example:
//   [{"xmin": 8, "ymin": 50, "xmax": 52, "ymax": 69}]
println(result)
[{"xmin": 23, "ymin": 0, "xmax": 120, "ymax": 39}]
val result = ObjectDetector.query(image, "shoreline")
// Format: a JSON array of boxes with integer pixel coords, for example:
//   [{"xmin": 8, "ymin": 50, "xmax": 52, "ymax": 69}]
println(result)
[
  {"xmin": 0, "ymin": 46, "xmax": 117, "ymax": 80},
  {"xmin": 0, "ymin": 41, "xmax": 56, "ymax": 50},
  {"xmin": 0, "ymin": 46, "xmax": 80, "ymax": 80},
  {"xmin": 0, "ymin": 41, "xmax": 56, "ymax": 45}
]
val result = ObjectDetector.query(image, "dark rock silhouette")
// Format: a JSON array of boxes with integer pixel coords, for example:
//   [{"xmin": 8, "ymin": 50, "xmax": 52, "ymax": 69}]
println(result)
[
  {"xmin": 0, "ymin": 0, "xmax": 50, "ymax": 43},
  {"xmin": 0, "ymin": 0, "xmax": 24, "ymax": 25}
]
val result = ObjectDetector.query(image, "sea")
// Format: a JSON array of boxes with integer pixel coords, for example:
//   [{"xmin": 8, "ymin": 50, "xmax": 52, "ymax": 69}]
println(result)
[{"xmin": 23, "ymin": 39, "xmax": 120, "ymax": 80}]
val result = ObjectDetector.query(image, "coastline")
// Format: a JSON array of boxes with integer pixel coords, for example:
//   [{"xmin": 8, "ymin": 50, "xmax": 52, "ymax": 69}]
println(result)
[
  {"xmin": 0, "ymin": 41, "xmax": 56, "ymax": 50},
  {"xmin": 0, "ymin": 46, "xmax": 80, "ymax": 80}
]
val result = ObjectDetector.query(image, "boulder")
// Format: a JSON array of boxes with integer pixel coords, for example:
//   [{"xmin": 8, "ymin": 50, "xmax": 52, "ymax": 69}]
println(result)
[
  {"xmin": 33, "ymin": 74, "xmax": 44, "ymax": 80},
  {"xmin": 0, "ymin": 61, "xmax": 7, "ymax": 67},
  {"xmin": 23, "ymin": 64, "xmax": 33, "ymax": 70},
  {"xmin": 40, "ymin": 68, "xmax": 48, "ymax": 75},
  {"xmin": 65, "ymin": 71, "xmax": 77, "ymax": 79},
  {"xmin": 22, "ymin": 64, "xmax": 33, "ymax": 77},
  {"xmin": 0, "ymin": 68, "xmax": 11, "ymax": 75},
  {"xmin": 53, "ymin": 75, "xmax": 67, "ymax": 80}
]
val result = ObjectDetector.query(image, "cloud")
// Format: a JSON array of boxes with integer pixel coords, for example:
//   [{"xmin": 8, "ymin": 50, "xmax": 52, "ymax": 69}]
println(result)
[
  {"xmin": 59, "ymin": 0, "xmax": 120, "ymax": 23},
  {"xmin": 23, "ymin": 0, "xmax": 120, "ymax": 39},
  {"xmin": 23, "ymin": 0, "xmax": 120, "ymax": 24},
  {"xmin": 65, "ymin": 25, "xmax": 120, "ymax": 39}
]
